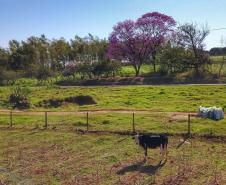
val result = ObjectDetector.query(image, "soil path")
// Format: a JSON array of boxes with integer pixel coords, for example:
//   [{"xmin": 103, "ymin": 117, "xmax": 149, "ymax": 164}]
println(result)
[
  {"xmin": 59, "ymin": 84, "xmax": 226, "ymax": 88},
  {"xmin": 0, "ymin": 109, "xmax": 199, "ymax": 118}
]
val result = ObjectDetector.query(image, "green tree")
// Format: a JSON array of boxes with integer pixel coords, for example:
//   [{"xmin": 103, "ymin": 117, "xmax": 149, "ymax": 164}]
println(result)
[
  {"xmin": 49, "ymin": 38, "xmax": 71, "ymax": 70},
  {"xmin": 8, "ymin": 40, "xmax": 24, "ymax": 70},
  {"xmin": 159, "ymin": 43, "xmax": 190, "ymax": 74},
  {"xmin": 177, "ymin": 23, "xmax": 210, "ymax": 76},
  {"xmin": 0, "ymin": 48, "xmax": 9, "ymax": 69}
]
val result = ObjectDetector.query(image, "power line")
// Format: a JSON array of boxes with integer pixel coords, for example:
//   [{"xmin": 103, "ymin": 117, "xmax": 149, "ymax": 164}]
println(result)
[{"xmin": 210, "ymin": 28, "xmax": 226, "ymax": 31}]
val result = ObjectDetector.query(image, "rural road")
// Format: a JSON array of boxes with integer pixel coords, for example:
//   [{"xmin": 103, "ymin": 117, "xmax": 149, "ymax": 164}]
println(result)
[
  {"xmin": 0, "ymin": 109, "xmax": 198, "ymax": 117},
  {"xmin": 59, "ymin": 84, "xmax": 226, "ymax": 88}
]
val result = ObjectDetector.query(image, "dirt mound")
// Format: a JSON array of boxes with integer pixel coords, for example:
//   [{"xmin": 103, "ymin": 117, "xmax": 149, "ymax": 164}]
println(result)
[
  {"xmin": 38, "ymin": 95, "xmax": 96, "ymax": 108},
  {"xmin": 64, "ymin": 96, "xmax": 96, "ymax": 106}
]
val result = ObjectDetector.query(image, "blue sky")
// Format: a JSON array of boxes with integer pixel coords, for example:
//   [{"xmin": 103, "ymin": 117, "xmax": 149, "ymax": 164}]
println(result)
[{"xmin": 0, "ymin": 0, "xmax": 226, "ymax": 49}]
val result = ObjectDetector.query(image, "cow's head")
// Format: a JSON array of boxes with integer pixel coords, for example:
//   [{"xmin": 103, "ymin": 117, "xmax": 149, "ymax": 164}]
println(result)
[{"xmin": 132, "ymin": 133, "xmax": 139, "ymax": 145}]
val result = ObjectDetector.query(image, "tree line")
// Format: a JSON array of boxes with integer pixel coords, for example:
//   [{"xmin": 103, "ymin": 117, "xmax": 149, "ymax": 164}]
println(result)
[
  {"xmin": 108, "ymin": 12, "xmax": 211, "ymax": 77},
  {"xmin": 0, "ymin": 12, "xmax": 219, "ymax": 85},
  {"xmin": 209, "ymin": 47, "xmax": 226, "ymax": 56}
]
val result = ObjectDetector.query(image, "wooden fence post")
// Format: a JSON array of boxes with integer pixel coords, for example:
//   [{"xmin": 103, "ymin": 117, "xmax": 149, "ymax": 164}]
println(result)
[
  {"xmin": 188, "ymin": 114, "xmax": 191, "ymax": 138},
  {"xmin": 132, "ymin": 113, "xmax": 135, "ymax": 133},
  {"xmin": 86, "ymin": 112, "xmax": 89, "ymax": 131},
  {"xmin": 45, "ymin": 112, "xmax": 48, "ymax": 128},
  {"xmin": 9, "ymin": 110, "xmax": 12, "ymax": 127}
]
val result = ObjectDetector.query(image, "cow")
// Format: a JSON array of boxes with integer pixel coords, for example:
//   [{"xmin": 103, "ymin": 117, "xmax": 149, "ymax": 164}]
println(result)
[{"xmin": 133, "ymin": 134, "xmax": 168, "ymax": 161}]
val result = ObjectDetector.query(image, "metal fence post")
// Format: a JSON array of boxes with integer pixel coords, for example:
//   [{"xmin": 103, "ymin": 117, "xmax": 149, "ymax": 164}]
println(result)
[
  {"xmin": 132, "ymin": 113, "xmax": 135, "ymax": 133},
  {"xmin": 9, "ymin": 110, "xmax": 13, "ymax": 127},
  {"xmin": 86, "ymin": 112, "xmax": 89, "ymax": 131},
  {"xmin": 188, "ymin": 114, "xmax": 191, "ymax": 138},
  {"xmin": 45, "ymin": 112, "xmax": 48, "ymax": 128}
]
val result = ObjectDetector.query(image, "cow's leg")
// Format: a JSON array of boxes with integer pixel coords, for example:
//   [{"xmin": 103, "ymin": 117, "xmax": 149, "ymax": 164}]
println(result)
[
  {"xmin": 160, "ymin": 144, "xmax": 163, "ymax": 160},
  {"xmin": 165, "ymin": 143, "xmax": 168, "ymax": 158},
  {"xmin": 144, "ymin": 146, "xmax": 148, "ymax": 161}
]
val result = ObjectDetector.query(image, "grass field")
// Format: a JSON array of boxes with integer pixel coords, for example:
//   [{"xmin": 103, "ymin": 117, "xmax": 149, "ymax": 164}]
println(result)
[
  {"xmin": 0, "ymin": 130, "xmax": 225, "ymax": 185},
  {"xmin": 0, "ymin": 112, "xmax": 226, "ymax": 137},
  {"xmin": 0, "ymin": 85, "xmax": 226, "ymax": 112},
  {"xmin": 210, "ymin": 56, "xmax": 226, "ymax": 62},
  {"xmin": 119, "ymin": 64, "xmax": 155, "ymax": 77},
  {"xmin": 0, "ymin": 85, "xmax": 226, "ymax": 137},
  {"xmin": 0, "ymin": 85, "xmax": 226, "ymax": 184}
]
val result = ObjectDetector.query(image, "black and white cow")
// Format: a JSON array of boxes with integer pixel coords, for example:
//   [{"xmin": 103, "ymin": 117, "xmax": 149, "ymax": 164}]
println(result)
[{"xmin": 133, "ymin": 134, "xmax": 168, "ymax": 160}]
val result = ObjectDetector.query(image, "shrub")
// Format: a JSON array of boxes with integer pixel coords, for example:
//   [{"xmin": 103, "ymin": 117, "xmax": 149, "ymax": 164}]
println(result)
[
  {"xmin": 92, "ymin": 60, "xmax": 122, "ymax": 78},
  {"xmin": 62, "ymin": 64, "xmax": 76, "ymax": 78},
  {"xmin": 38, "ymin": 98, "xmax": 63, "ymax": 108},
  {"xmin": 35, "ymin": 67, "xmax": 56, "ymax": 81},
  {"xmin": 9, "ymin": 86, "xmax": 30, "ymax": 109},
  {"xmin": 0, "ymin": 70, "xmax": 18, "ymax": 85},
  {"xmin": 102, "ymin": 120, "xmax": 110, "ymax": 125}
]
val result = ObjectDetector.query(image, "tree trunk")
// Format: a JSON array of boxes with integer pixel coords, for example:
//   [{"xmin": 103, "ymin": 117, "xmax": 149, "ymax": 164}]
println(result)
[
  {"xmin": 152, "ymin": 51, "xmax": 157, "ymax": 72},
  {"xmin": 194, "ymin": 64, "xmax": 200, "ymax": 77},
  {"xmin": 134, "ymin": 65, "xmax": 141, "ymax": 77},
  {"xmin": 133, "ymin": 66, "xmax": 140, "ymax": 77},
  {"xmin": 153, "ymin": 62, "xmax": 156, "ymax": 73}
]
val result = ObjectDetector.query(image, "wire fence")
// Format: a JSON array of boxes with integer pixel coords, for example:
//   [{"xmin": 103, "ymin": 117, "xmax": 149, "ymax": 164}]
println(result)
[{"xmin": 0, "ymin": 110, "xmax": 201, "ymax": 137}]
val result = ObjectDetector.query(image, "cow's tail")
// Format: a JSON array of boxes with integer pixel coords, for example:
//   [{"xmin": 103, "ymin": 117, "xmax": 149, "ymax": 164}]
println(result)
[
  {"xmin": 161, "ymin": 134, "xmax": 168, "ymax": 156},
  {"xmin": 165, "ymin": 136, "xmax": 168, "ymax": 156}
]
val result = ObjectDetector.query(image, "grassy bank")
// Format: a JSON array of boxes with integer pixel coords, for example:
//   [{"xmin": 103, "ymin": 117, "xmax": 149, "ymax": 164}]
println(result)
[{"xmin": 0, "ymin": 85, "xmax": 226, "ymax": 112}]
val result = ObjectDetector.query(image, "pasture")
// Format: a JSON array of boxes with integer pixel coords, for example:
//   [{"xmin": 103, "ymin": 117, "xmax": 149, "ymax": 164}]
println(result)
[
  {"xmin": 1, "ymin": 85, "xmax": 226, "ymax": 137},
  {"xmin": 0, "ymin": 85, "xmax": 226, "ymax": 184},
  {"xmin": 0, "ymin": 130, "xmax": 225, "ymax": 185},
  {"xmin": 0, "ymin": 85, "xmax": 226, "ymax": 112},
  {"xmin": 0, "ymin": 111, "xmax": 226, "ymax": 137}
]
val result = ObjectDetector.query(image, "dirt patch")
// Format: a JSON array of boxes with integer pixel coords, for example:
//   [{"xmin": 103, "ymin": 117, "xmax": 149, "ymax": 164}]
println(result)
[
  {"xmin": 38, "ymin": 95, "xmax": 96, "ymax": 108},
  {"xmin": 169, "ymin": 113, "xmax": 199, "ymax": 122},
  {"xmin": 169, "ymin": 113, "xmax": 188, "ymax": 122}
]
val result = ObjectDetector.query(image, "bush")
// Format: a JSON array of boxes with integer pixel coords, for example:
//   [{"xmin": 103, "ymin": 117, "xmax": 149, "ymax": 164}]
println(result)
[
  {"xmin": 62, "ymin": 64, "xmax": 76, "ymax": 78},
  {"xmin": 102, "ymin": 120, "xmax": 110, "ymax": 125},
  {"xmin": 9, "ymin": 86, "xmax": 30, "ymax": 109},
  {"xmin": 64, "ymin": 95, "xmax": 96, "ymax": 106},
  {"xmin": 35, "ymin": 67, "xmax": 56, "ymax": 81},
  {"xmin": 38, "ymin": 98, "xmax": 63, "ymax": 108},
  {"xmin": 0, "ymin": 70, "xmax": 18, "ymax": 85},
  {"xmin": 92, "ymin": 60, "xmax": 122, "ymax": 78}
]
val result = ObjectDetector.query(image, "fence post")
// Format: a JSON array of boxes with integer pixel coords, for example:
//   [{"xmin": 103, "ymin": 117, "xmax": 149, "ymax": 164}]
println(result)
[
  {"xmin": 9, "ymin": 110, "xmax": 13, "ymax": 127},
  {"xmin": 132, "ymin": 113, "xmax": 135, "ymax": 133},
  {"xmin": 188, "ymin": 114, "xmax": 191, "ymax": 138},
  {"xmin": 45, "ymin": 112, "xmax": 48, "ymax": 128},
  {"xmin": 86, "ymin": 112, "xmax": 89, "ymax": 132}
]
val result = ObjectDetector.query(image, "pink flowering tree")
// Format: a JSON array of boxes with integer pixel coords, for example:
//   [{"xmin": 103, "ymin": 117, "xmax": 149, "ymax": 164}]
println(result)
[{"xmin": 108, "ymin": 12, "xmax": 176, "ymax": 76}]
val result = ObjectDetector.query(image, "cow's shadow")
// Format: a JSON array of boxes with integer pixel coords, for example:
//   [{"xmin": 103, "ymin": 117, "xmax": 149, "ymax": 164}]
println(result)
[{"xmin": 117, "ymin": 159, "xmax": 166, "ymax": 176}]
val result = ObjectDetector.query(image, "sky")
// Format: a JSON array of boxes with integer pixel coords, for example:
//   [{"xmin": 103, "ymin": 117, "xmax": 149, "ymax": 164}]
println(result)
[{"xmin": 0, "ymin": 0, "xmax": 226, "ymax": 50}]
